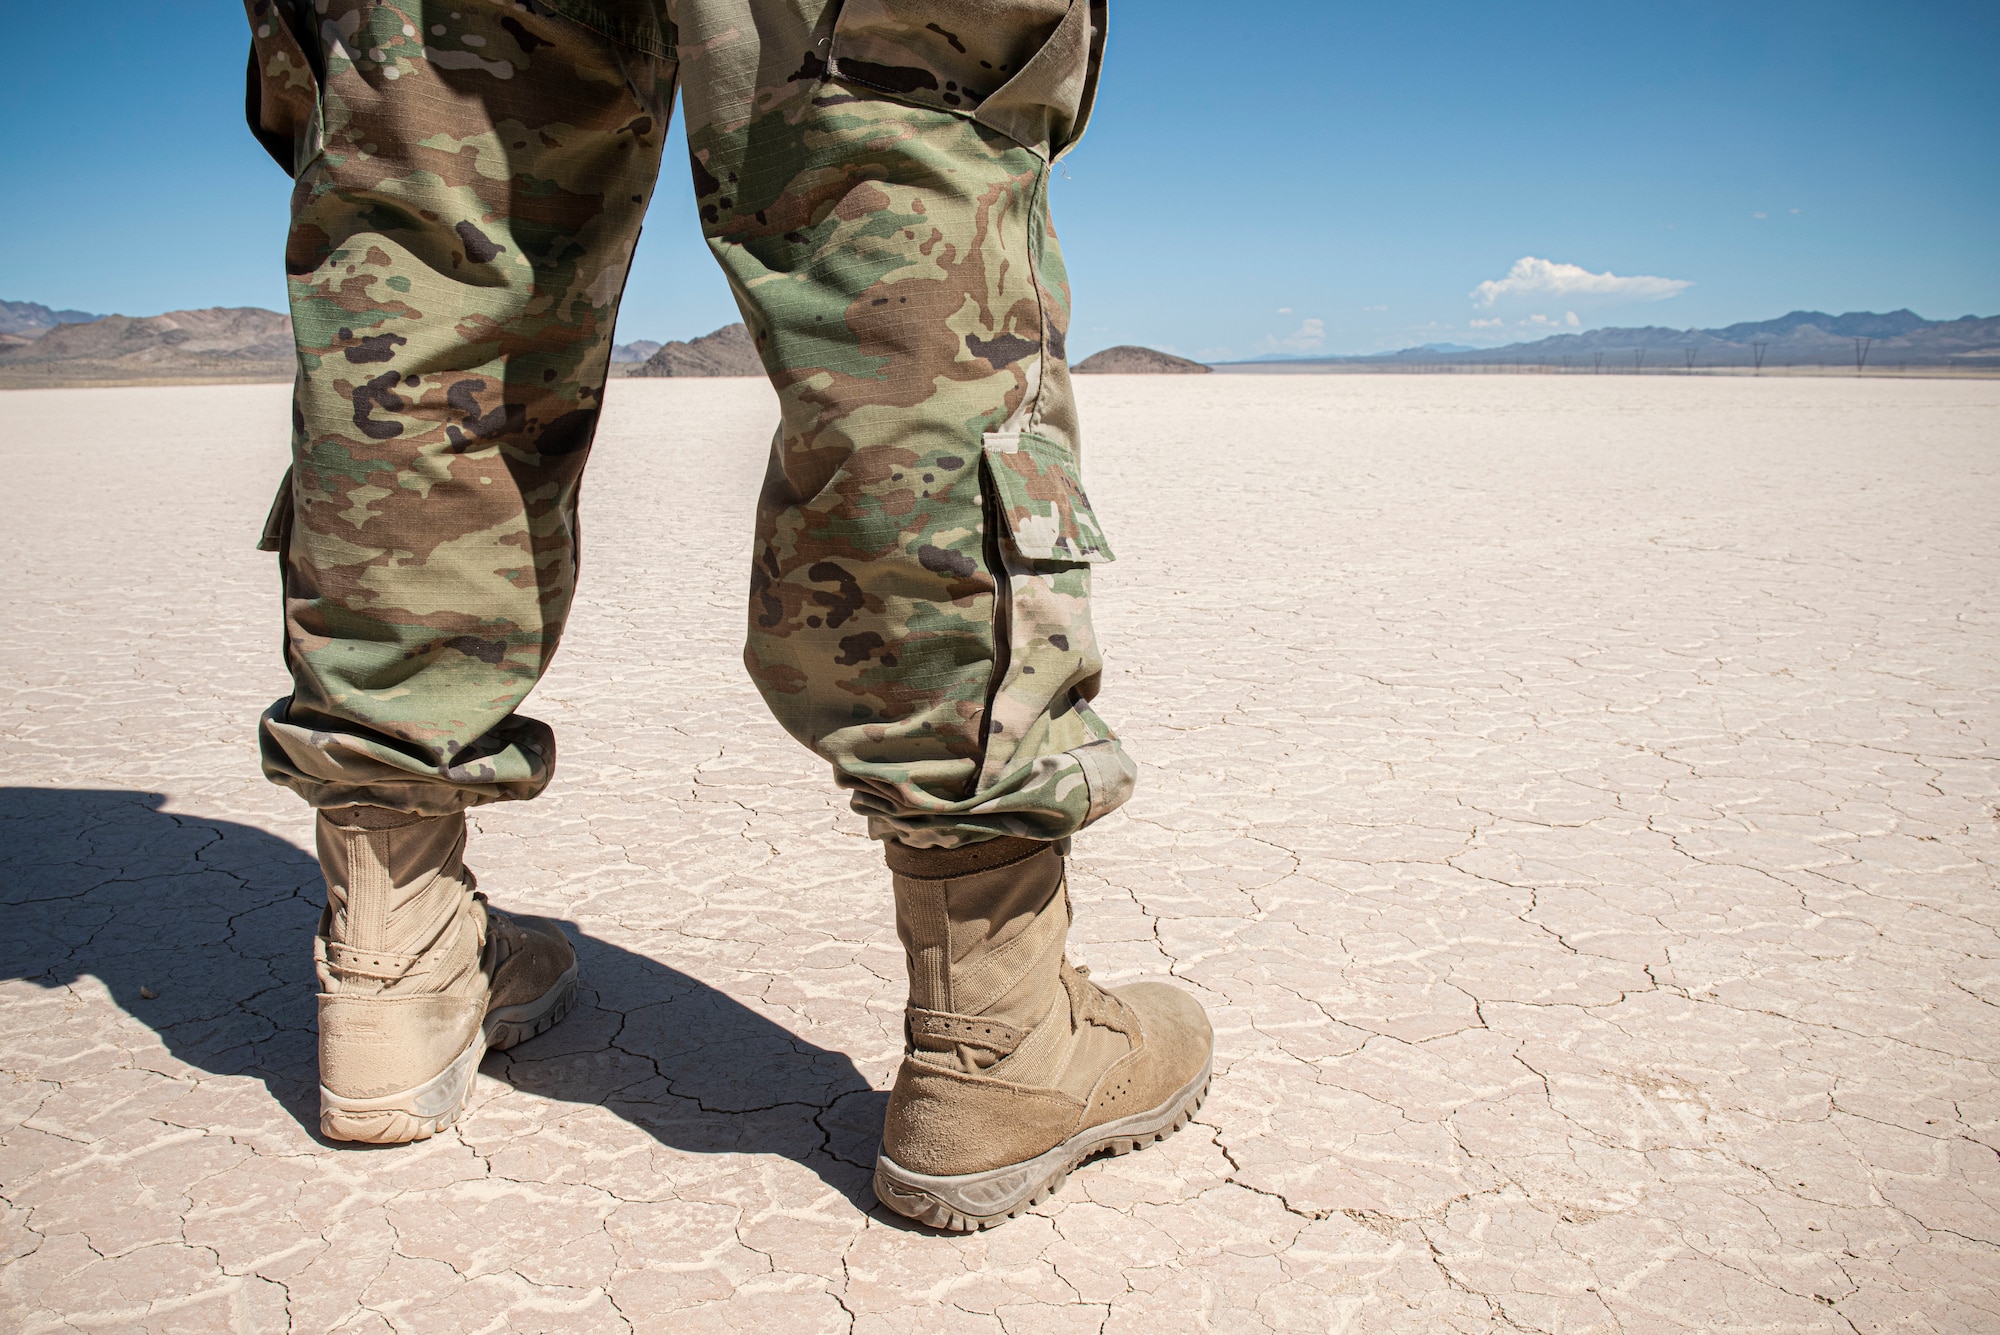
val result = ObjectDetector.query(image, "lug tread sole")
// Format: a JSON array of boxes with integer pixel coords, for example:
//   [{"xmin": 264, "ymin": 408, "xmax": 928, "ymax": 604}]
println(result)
[{"xmin": 874, "ymin": 1063, "xmax": 1213, "ymax": 1232}]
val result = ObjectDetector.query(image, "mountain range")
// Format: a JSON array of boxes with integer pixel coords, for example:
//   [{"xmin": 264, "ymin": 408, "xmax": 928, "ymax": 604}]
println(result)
[
  {"xmin": 0, "ymin": 301, "xmax": 758, "ymax": 387},
  {"xmin": 0, "ymin": 299, "xmax": 101, "ymax": 338},
  {"xmin": 5, "ymin": 301, "xmax": 1997, "ymax": 387},
  {"xmin": 1251, "ymin": 310, "xmax": 2000, "ymax": 369}
]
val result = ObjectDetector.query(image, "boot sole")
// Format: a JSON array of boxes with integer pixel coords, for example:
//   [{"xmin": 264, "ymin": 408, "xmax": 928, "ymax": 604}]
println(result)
[
  {"xmin": 318, "ymin": 963, "xmax": 578, "ymax": 1145},
  {"xmin": 872, "ymin": 1056, "xmax": 1213, "ymax": 1232}
]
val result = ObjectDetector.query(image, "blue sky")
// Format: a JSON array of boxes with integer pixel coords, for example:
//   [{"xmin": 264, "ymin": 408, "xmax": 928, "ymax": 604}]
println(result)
[{"xmin": 3, "ymin": 2, "xmax": 1995, "ymax": 358}]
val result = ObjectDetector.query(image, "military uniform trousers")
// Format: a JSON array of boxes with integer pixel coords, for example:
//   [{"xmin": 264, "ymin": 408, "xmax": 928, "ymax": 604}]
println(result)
[{"xmin": 244, "ymin": 0, "xmax": 1133, "ymax": 848}]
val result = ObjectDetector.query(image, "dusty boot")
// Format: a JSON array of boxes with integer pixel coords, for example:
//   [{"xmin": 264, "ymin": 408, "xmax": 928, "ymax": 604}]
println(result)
[
  {"xmin": 874, "ymin": 837, "xmax": 1213, "ymax": 1230},
  {"xmin": 314, "ymin": 806, "xmax": 578, "ymax": 1143}
]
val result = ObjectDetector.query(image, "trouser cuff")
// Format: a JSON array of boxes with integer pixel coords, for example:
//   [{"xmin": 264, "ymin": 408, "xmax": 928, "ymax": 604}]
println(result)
[
  {"xmin": 320, "ymin": 806, "xmax": 451, "ymax": 832},
  {"xmin": 884, "ymin": 834, "xmax": 1063, "ymax": 880}
]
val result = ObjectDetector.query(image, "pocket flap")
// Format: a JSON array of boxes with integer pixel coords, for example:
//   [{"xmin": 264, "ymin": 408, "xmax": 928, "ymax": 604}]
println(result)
[
  {"xmin": 983, "ymin": 431, "xmax": 1113, "ymax": 563},
  {"xmin": 828, "ymin": 0, "xmax": 1105, "ymax": 158}
]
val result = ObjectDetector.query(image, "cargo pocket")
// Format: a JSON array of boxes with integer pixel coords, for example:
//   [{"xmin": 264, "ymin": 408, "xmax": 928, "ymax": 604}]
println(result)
[
  {"xmin": 980, "ymin": 431, "xmax": 1113, "ymax": 563},
  {"xmin": 977, "ymin": 428, "xmax": 1125, "ymax": 826},
  {"xmin": 827, "ymin": 0, "xmax": 1107, "ymax": 158},
  {"xmin": 258, "ymin": 464, "xmax": 295, "ymax": 554}
]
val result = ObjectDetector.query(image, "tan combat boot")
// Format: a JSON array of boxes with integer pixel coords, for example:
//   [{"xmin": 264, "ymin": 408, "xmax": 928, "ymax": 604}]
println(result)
[
  {"xmin": 874, "ymin": 837, "xmax": 1214, "ymax": 1230},
  {"xmin": 314, "ymin": 806, "xmax": 578, "ymax": 1143}
]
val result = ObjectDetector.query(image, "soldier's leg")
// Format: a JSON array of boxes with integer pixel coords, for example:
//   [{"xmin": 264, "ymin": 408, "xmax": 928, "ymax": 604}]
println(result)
[
  {"xmin": 678, "ymin": 0, "xmax": 1134, "ymax": 851},
  {"xmin": 248, "ymin": 0, "xmax": 671, "ymax": 812},
  {"xmin": 676, "ymin": 0, "xmax": 1211, "ymax": 1228},
  {"xmin": 244, "ymin": 0, "xmax": 672, "ymax": 1141}
]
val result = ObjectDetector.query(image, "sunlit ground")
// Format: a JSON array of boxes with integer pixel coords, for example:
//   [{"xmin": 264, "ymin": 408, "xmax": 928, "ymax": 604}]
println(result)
[{"xmin": 3, "ymin": 376, "xmax": 1995, "ymax": 1332}]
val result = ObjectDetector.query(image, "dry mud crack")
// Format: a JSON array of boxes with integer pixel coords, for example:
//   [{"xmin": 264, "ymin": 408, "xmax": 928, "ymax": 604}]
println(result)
[{"xmin": 2, "ymin": 376, "xmax": 1996, "ymax": 1332}]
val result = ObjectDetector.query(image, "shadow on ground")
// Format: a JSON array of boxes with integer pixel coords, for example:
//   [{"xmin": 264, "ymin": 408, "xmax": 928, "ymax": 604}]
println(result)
[{"xmin": 0, "ymin": 786, "xmax": 886, "ymax": 1203}]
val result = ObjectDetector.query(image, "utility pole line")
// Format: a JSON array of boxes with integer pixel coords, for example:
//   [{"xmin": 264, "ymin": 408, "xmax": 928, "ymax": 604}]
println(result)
[
  {"xmin": 1752, "ymin": 342, "xmax": 1768, "ymax": 374},
  {"xmin": 1854, "ymin": 337, "xmax": 1872, "ymax": 374}
]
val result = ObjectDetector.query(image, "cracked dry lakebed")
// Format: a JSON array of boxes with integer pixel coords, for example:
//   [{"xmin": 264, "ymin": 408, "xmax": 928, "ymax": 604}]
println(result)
[{"xmin": 2, "ymin": 375, "xmax": 1997, "ymax": 1333}]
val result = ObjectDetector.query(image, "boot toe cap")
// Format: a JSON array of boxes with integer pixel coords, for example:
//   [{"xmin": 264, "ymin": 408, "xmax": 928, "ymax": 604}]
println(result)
[
  {"xmin": 486, "ymin": 910, "xmax": 578, "ymax": 1005},
  {"xmin": 1114, "ymin": 981, "xmax": 1214, "ymax": 1085}
]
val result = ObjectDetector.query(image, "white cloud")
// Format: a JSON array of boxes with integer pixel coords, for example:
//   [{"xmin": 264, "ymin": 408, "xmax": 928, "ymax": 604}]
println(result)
[
  {"xmin": 1277, "ymin": 306, "xmax": 1293, "ymax": 314},
  {"xmin": 1280, "ymin": 318, "xmax": 1324, "ymax": 351},
  {"xmin": 1255, "ymin": 318, "xmax": 1327, "ymax": 355},
  {"xmin": 1566, "ymin": 311, "xmax": 1580, "ymax": 327},
  {"xmin": 1753, "ymin": 212, "xmax": 1768, "ymax": 220},
  {"xmin": 1470, "ymin": 317, "xmax": 1504, "ymax": 329},
  {"xmin": 1361, "ymin": 304, "xmax": 1387, "ymax": 312},
  {"xmin": 1471, "ymin": 256, "xmax": 1691, "ymax": 307}
]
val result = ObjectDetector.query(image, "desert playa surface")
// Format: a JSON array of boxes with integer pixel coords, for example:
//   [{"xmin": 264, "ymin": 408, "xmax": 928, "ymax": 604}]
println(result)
[{"xmin": 2, "ymin": 375, "xmax": 1996, "ymax": 1332}]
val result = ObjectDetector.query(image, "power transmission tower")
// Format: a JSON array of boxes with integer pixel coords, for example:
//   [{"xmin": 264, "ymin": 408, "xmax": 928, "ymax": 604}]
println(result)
[
  {"xmin": 1752, "ymin": 342, "xmax": 1768, "ymax": 374},
  {"xmin": 1685, "ymin": 348, "xmax": 1697, "ymax": 374},
  {"xmin": 1633, "ymin": 350, "xmax": 1646, "ymax": 374},
  {"xmin": 1593, "ymin": 351, "xmax": 1604, "ymax": 374},
  {"xmin": 1854, "ymin": 337, "xmax": 1872, "ymax": 374}
]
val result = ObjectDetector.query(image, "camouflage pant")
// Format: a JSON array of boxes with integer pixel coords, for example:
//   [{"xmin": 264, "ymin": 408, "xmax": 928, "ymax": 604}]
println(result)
[{"xmin": 244, "ymin": 0, "xmax": 1132, "ymax": 847}]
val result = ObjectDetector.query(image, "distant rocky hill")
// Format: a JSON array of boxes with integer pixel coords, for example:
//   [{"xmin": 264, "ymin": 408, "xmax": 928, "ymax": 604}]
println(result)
[
  {"xmin": 1265, "ymin": 310, "xmax": 2000, "ymax": 370},
  {"xmin": 0, "ymin": 305, "xmax": 295, "ymax": 387},
  {"xmin": 1074, "ymin": 345, "xmax": 1211, "ymax": 374},
  {"xmin": 19, "ymin": 307, "xmax": 294, "ymax": 362},
  {"xmin": 627, "ymin": 323, "xmax": 764, "ymax": 377}
]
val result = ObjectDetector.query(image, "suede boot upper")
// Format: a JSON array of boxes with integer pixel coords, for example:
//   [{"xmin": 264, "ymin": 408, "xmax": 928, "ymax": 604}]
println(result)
[{"xmin": 881, "ymin": 837, "xmax": 1212, "ymax": 1178}]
